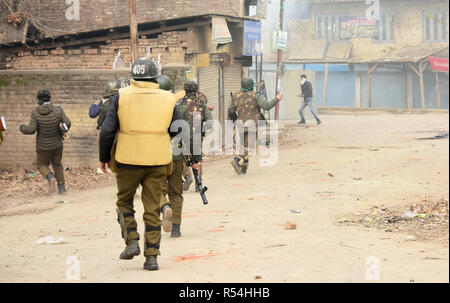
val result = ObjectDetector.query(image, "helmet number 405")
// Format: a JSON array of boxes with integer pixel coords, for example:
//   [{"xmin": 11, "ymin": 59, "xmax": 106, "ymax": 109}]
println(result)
[{"xmin": 133, "ymin": 64, "xmax": 146, "ymax": 75}]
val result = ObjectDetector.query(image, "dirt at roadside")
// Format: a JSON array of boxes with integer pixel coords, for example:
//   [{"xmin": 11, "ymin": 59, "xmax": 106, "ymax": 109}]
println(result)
[
  {"xmin": 0, "ymin": 168, "xmax": 115, "ymax": 209},
  {"xmin": 338, "ymin": 199, "xmax": 449, "ymax": 244}
]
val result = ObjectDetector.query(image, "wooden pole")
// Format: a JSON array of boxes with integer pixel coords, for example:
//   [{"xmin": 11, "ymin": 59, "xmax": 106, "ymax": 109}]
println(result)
[
  {"xmin": 418, "ymin": 60, "xmax": 427, "ymax": 109},
  {"xmin": 129, "ymin": 0, "xmax": 138, "ymax": 63},
  {"xmin": 323, "ymin": 63, "xmax": 329, "ymax": 106},
  {"xmin": 275, "ymin": 0, "xmax": 285, "ymax": 120},
  {"xmin": 435, "ymin": 72, "xmax": 441, "ymax": 109}
]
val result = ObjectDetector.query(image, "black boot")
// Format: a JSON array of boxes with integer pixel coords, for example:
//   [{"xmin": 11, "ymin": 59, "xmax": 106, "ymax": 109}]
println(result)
[
  {"xmin": 119, "ymin": 239, "xmax": 140, "ymax": 260},
  {"xmin": 230, "ymin": 157, "xmax": 242, "ymax": 175},
  {"xmin": 46, "ymin": 173, "xmax": 56, "ymax": 193},
  {"xmin": 171, "ymin": 224, "xmax": 181, "ymax": 238},
  {"xmin": 298, "ymin": 120, "xmax": 306, "ymax": 124},
  {"xmin": 316, "ymin": 118, "xmax": 322, "ymax": 125},
  {"xmin": 143, "ymin": 256, "xmax": 159, "ymax": 271},
  {"xmin": 57, "ymin": 183, "xmax": 67, "ymax": 195}
]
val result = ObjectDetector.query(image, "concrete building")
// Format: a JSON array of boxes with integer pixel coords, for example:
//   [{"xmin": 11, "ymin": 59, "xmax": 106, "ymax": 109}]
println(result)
[
  {"xmin": 0, "ymin": 0, "xmax": 260, "ymax": 169},
  {"xmin": 252, "ymin": 0, "xmax": 449, "ymax": 120}
]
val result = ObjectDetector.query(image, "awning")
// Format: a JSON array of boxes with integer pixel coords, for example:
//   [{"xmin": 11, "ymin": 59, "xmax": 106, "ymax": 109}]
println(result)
[{"xmin": 351, "ymin": 45, "xmax": 449, "ymax": 64}]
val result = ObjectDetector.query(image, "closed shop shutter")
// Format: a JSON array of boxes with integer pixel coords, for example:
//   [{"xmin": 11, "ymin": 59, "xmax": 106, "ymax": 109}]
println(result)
[
  {"xmin": 223, "ymin": 64, "xmax": 242, "ymax": 119},
  {"xmin": 198, "ymin": 65, "xmax": 220, "ymax": 121}
]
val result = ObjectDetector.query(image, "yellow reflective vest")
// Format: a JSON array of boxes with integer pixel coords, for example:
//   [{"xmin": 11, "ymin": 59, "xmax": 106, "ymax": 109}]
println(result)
[{"xmin": 115, "ymin": 80, "xmax": 177, "ymax": 166}]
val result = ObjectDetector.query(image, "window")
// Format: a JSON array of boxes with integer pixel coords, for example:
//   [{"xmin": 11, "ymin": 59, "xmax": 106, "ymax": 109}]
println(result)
[
  {"xmin": 373, "ymin": 12, "xmax": 395, "ymax": 42},
  {"xmin": 423, "ymin": 10, "xmax": 449, "ymax": 42},
  {"xmin": 316, "ymin": 15, "xmax": 344, "ymax": 41}
]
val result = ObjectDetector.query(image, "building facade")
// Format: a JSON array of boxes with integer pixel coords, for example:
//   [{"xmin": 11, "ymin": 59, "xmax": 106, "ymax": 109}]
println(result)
[{"xmin": 254, "ymin": 0, "xmax": 448, "ymax": 119}]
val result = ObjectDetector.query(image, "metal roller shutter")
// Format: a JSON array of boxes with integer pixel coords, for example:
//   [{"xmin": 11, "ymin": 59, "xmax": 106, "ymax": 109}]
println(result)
[
  {"xmin": 223, "ymin": 64, "xmax": 242, "ymax": 119},
  {"xmin": 198, "ymin": 65, "xmax": 220, "ymax": 121}
]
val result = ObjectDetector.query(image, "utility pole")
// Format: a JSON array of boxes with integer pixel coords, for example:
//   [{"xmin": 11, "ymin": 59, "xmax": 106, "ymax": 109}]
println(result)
[
  {"xmin": 129, "ymin": 0, "xmax": 138, "ymax": 63},
  {"xmin": 275, "ymin": 0, "xmax": 285, "ymax": 120}
]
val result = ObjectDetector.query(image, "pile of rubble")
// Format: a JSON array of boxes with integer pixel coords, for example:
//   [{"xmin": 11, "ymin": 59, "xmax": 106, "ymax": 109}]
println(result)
[{"xmin": 338, "ymin": 199, "xmax": 449, "ymax": 242}]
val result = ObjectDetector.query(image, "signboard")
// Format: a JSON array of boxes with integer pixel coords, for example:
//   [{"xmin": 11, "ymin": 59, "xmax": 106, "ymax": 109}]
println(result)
[
  {"xmin": 429, "ymin": 56, "xmax": 449, "ymax": 72},
  {"xmin": 339, "ymin": 16, "xmax": 379, "ymax": 39},
  {"xmin": 277, "ymin": 31, "xmax": 288, "ymax": 50},
  {"xmin": 212, "ymin": 16, "xmax": 232, "ymax": 44},
  {"xmin": 244, "ymin": 20, "xmax": 262, "ymax": 56}
]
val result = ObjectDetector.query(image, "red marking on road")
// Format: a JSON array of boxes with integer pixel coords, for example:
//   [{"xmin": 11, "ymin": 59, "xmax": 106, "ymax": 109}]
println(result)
[
  {"xmin": 208, "ymin": 229, "xmax": 224, "ymax": 232},
  {"xmin": 174, "ymin": 253, "xmax": 220, "ymax": 262}
]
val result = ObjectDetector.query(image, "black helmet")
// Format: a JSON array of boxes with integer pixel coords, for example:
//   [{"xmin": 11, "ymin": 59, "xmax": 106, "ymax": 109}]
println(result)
[
  {"xmin": 158, "ymin": 75, "xmax": 173, "ymax": 91},
  {"xmin": 241, "ymin": 78, "xmax": 254, "ymax": 92},
  {"xmin": 116, "ymin": 77, "xmax": 131, "ymax": 89},
  {"xmin": 131, "ymin": 57, "xmax": 158, "ymax": 80},
  {"xmin": 37, "ymin": 90, "xmax": 51, "ymax": 105},
  {"xmin": 105, "ymin": 81, "xmax": 117, "ymax": 95},
  {"xmin": 184, "ymin": 78, "xmax": 199, "ymax": 93}
]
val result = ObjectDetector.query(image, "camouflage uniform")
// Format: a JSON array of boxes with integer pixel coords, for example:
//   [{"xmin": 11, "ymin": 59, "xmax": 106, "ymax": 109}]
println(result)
[
  {"xmin": 228, "ymin": 90, "xmax": 279, "ymax": 173},
  {"xmin": 159, "ymin": 91, "xmax": 212, "ymax": 237}
]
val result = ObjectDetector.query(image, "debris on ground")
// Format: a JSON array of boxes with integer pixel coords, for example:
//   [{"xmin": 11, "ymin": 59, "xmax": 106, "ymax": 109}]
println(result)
[
  {"xmin": 253, "ymin": 274, "xmax": 262, "ymax": 279},
  {"xmin": 416, "ymin": 133, "xmax": 449, "ymax": 140},
  {"xmin": 290, "ymin": 209, "xmax": 302, "ymax": 213},
  {"xmin": 338, "ymin": 199, "xmax": 449, "ymax": 242},
  {"xmin": 35, "ymin": 236, "xmax": 69, "ymax": 245},
  {"xmin": 406, "ymin": 235, "xmax": 416, "ymax": 241},
  {"xmin": 284, "ymin": 221, "xmax": 297, "ymax": 230}
]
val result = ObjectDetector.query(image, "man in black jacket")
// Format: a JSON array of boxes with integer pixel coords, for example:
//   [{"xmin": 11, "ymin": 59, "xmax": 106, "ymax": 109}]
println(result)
[
  {"xmin": 20, "ymin": 90, "xmax": 72, "ymax": 194},
  {"xmin": 298, "ymin": 74, "xmax": 321, "ymax": 125}
]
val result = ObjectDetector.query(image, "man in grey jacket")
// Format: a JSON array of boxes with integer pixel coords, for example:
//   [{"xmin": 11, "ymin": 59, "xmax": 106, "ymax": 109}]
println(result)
[{"xmin": 20, "ymin": 90, "xmax": 72, "ymax": 194}]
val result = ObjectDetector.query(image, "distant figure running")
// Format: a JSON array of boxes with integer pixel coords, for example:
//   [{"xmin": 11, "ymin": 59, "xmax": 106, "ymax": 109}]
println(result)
[{"xmin": 298, "ymin": 74, "xmax": 321, "ymax": 125}]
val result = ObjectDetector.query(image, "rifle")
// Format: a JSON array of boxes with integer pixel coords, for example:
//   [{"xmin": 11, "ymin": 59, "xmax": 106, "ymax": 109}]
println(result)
[
  {"xmin": 229, "ymin": 92, "xmax": 237, "ymax": 122},
  {"xmin": 183, "ymin": 154, "xmax": 208, "ymax": 205},
  {"xmin": 256, "ymin": 81, "xmax": 268, "ymax": 120}
]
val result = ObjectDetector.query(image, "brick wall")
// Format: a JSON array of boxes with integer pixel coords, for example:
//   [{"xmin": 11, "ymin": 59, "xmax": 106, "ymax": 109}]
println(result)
[
  {"xmin": 0, "ymin": 0, "xmax": 242, "ymax": 44},
  {"xmin": 4, "ymin": 31, "xmax": 189, "ymax": 70},
  {"xmin": 0, "ymin": 69, "xmax": 130, "ymax": 170}
]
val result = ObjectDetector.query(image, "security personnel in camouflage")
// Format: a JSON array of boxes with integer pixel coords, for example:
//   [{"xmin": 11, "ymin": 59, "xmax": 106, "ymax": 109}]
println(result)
[
  {"xmin": 157, "ymin": 74, "xmax": 185, "ymax": 238},
  {"xmin": 99, "ymin": 58, "xmax": 182, "ymax": 271},
  {"xmin": 178, "ymin": 78, "xmax": 213, "ymax": 194},
  {"xmin": 228, "ymin": 78, "xmax": 282, "ymax": 174}
]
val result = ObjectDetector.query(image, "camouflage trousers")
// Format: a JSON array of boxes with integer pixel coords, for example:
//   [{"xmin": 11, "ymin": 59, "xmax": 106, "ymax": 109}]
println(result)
[
  {"xmin": 116, "ymin": 164, "xmax": 172, "ymax": 256},
  {"xmin": 236, "ymin": 130, "xmax": 257, "ymax": 169}
]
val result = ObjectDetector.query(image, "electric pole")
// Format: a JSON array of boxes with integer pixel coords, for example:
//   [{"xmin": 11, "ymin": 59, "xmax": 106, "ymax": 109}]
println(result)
[
  {"xmin": 129, "ymin": 0, "xmax": 138, "ymax": 63},
  {"xmin": 275, "ymin": 0, "xmax": 285, "ymax": 120}
]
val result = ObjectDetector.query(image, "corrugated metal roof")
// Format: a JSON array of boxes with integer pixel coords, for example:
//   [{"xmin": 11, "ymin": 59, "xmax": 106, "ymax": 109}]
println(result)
[{"xmin": 352, "ymin": 45, "xmax": 449, "ymax": 63}]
